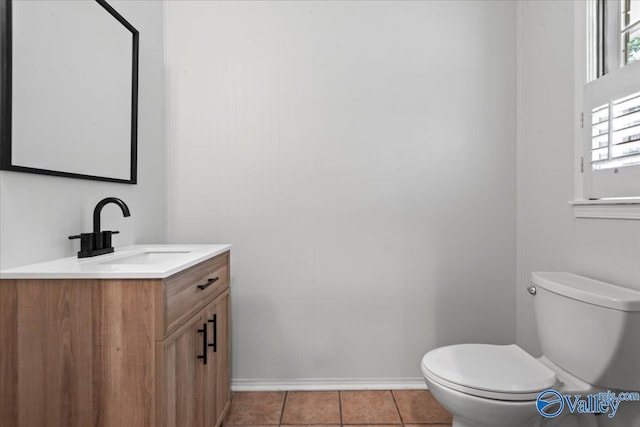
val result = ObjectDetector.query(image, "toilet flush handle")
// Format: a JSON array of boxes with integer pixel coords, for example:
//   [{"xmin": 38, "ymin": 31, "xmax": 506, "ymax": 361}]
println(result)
[{"xmin": 527, "ymin": 285, "xmax": 537, "ymax": 296}]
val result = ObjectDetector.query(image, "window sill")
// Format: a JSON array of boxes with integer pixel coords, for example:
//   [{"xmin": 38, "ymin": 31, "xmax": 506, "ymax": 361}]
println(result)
[{"xmin": 570, "ymin": 199, "xmax": 640, "ymax": 220}]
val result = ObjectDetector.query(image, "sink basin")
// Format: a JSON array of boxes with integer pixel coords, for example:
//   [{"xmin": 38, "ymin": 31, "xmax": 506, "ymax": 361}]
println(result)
[
  {"xmin": 100, "ymin": 248, "xmax": 193, "ymax": 265},
  {"xmin": 101, "ymin": 250, "xmax": 193, "ymax": 265}
]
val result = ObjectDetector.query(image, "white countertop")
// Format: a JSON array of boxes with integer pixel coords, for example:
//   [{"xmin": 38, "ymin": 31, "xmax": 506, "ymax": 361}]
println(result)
[{"xmin": 0, "ymin": 244, "xmax": 232, "ymax": 279}]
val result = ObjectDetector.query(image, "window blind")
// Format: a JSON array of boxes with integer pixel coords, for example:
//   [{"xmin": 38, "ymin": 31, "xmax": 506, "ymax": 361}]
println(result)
[
  {"xmin": 584, "ymin": 60, "xmax": 640, "ymax": 198},
  {"xmin": 590, "ymin": 91, "xmax": 640, "ymax": 170}
]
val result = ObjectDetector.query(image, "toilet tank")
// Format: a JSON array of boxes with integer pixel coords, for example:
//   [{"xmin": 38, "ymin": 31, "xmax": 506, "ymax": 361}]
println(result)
[{"xmin": 532, "ymin": 272, "xmax": 640, "ymax": 391}]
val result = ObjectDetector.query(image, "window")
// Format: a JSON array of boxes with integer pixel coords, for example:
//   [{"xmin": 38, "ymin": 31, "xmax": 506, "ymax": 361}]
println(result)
[
  {"xmin": 582, "ymin": 0, "xmax": 640, "ymax": 199},
  {"xmin": 622, "ymin": 0, "xmax": 640, "ymax": 65}
]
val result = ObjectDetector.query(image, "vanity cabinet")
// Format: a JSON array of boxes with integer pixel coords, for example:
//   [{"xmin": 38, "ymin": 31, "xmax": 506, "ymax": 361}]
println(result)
[
  {"xmin": 0, "ymin": 250, "xmax": 231, "ymax": 427},
  {"xmin": 160, "ymin": 289, "xmax": 230, "ymax": 427}
]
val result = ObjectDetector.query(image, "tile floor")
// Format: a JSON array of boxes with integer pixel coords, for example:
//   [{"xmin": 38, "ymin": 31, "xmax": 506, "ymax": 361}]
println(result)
[{"xmin": 226, "ymin": 390, "xmax": 452, "ymax": 427}]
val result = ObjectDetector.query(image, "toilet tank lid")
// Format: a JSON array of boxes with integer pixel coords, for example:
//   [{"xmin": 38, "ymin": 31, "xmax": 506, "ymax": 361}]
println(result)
[{"xmin": 532, "ymin": 272, "xmax": 640, "ymax": 312}]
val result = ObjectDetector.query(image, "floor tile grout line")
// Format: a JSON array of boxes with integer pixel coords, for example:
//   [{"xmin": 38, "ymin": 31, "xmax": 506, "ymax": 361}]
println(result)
[
  {"xmin": 390, "ymin": 390, "xmax": 405, "ymax": 424},
  {"xmin": 341, "ymin": 423, "xmax": 404, "ymax": 425},
  {"xmin": 279, "ymin": 391, "xmax": 288, "ymax": 425}
]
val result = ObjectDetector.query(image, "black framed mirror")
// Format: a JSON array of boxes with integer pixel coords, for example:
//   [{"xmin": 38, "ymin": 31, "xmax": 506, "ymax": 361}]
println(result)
[{"xmin": 0, "ymin": 0, "xmax": 139, "ymax": 184}]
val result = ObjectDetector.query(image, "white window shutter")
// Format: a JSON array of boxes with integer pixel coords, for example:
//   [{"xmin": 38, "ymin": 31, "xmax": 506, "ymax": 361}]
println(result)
[{"xmin": 584, "ymin": 60, "xmax": 640, "ymax": 198}]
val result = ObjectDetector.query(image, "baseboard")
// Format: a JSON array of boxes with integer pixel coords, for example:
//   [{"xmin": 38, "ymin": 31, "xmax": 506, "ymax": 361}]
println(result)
[{"xmin": 231, "ymin": 377, "xmax": 427, "ymax": 392}]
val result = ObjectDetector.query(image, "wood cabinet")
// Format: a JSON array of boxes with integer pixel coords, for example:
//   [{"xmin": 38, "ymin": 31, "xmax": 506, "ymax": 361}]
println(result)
[
  {"xmin": 205, "ymin": 290, "xmax": 230, "ymax": 427},
  {"xmin": 160, "ymin": 306, "xmax": 206, "ymax": 427},
  {"xmin": 0, "ymin": 251, "xmax": 231, "ymax": 427},
  {"xmin": 159, "ymin": 289, "xmax": 230, "ymax": 427}
]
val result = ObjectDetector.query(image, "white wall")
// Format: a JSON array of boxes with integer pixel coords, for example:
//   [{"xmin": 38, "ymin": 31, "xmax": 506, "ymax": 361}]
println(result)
[
  {"xmin": 166, "ymin": 0, "xmax": 517, "ymax": 385},
  {"xmin": 516, "ymin": 6, "xmax": 640, "ymax": 422},
  {"xmin": 0, "ymin": 0, "xmax": 166, "ymax": 269},
  {"xmin": 516, "ymin": 1, "xmax": 640, "ymax": 355}
]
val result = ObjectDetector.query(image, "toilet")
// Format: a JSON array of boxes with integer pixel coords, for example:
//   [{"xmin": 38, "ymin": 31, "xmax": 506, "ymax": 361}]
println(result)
[{"xmin": 421, "ymin": 272, "xmax": 640, "ymax": 427}]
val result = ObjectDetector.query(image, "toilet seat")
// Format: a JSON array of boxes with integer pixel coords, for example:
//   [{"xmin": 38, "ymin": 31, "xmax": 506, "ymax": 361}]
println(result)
[{"xmin": 421, "ymin": 344, "xmax": 557, "ymax": 401}]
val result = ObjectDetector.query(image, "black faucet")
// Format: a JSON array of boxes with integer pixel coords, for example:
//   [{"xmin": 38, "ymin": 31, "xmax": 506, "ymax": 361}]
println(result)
[{"xmin": 69, "ymin": 197, "xmax": 131, "ymax": 258}]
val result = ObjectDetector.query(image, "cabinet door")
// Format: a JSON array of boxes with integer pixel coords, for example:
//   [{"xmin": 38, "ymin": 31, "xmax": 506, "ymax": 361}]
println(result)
[
  {"xmin": 203, "ymin": 289, "xmax": 231, "ymax": 427},
  {"xmin": 159, "ymin": 310, "xmax": 208, "ymax": 427}
]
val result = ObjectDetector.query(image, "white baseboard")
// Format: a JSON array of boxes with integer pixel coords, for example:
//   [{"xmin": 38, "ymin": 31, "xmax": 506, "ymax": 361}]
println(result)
[{"xmin": 231, "ymin": 377, "xmax": 427, "ymax": 392}]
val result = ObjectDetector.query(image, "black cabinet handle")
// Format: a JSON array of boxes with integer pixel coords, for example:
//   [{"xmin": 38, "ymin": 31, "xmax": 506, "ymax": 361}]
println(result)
[
  {"xmin": 197, "ymin": 323, "xmax": 208, "ymax": 365},
  {"xmin": 208, "ymin": 314, "xmax": 217, "ymax": 352},
  {"xmin": 197, "ymin": 277, "xmax": 219, "ymax": 291}
]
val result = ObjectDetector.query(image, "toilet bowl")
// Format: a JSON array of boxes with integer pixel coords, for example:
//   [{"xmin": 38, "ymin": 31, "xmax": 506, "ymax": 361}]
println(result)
[
  {"xmin": 421, "ymin": 344, "xmax": 554, "ymax": 427},
  {"xmin": 421, "ymin": 344, "xmax": 597, "ymax": 427},
  {"xmin": 424, "ymin": 375, "xmax": 542, "ymax": 427},
  {"xmin": 421, "ymin": 272, "xmax": 640, "ymax": 427}
]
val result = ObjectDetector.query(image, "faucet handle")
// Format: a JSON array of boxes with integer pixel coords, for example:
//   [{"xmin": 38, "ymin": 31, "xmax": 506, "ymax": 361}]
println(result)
[
  {"xmin": 100, "ymin": 230, "xmax": 121, "ymax": 251},
  {"xmin": 69, "ymin": 232, "xmax": 95, "ymax": 254}
]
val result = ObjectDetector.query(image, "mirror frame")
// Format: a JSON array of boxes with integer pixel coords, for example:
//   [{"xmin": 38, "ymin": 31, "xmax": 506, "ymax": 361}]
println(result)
[{"xmin": 0, "ymin": 0, "xmax": 139, "ymax": 184}]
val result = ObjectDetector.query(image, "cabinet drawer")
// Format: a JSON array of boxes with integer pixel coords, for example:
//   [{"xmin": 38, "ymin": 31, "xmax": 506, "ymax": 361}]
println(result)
[{"xmin": 164, "ymin": 252, "xmax": 229, "ymax": 336}]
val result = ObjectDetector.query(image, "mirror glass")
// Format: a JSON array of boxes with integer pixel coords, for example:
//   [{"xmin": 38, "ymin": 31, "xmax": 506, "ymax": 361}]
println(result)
[{"xmin": 0, "ymin": 0, "xmax": 138, "ymax": 183}]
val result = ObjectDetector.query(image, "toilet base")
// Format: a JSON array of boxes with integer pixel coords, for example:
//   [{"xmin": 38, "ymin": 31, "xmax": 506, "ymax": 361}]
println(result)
[
  {"xmin": 451, "ymin": 418, "xmax": 541, "ymax": 427},
  {"xmin": 452, "ymin": 419, "xmax": 523, "ymax": 427},
  {"xmin": 452, "ymin": 419, "xmax": 477, "ymax": 427},
  {"xmin": 425, "ymin": 377, "xmax": 543, "ymax": 427}
]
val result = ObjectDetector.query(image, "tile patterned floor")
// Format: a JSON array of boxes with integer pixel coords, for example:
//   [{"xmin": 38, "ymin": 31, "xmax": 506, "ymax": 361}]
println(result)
[{"xmin": 226, "ymin": 390, "xmax": 452, "ymax": 427}]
